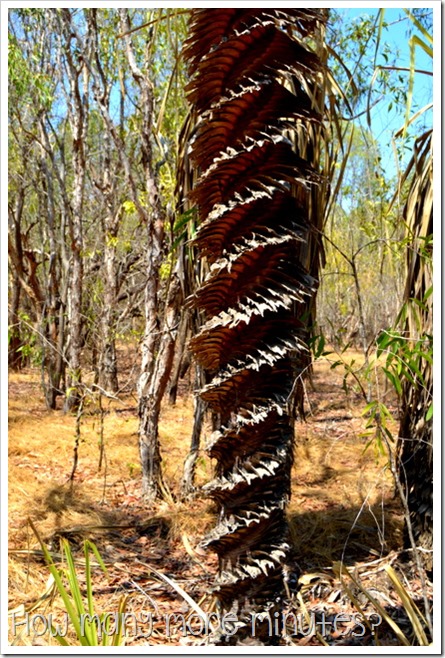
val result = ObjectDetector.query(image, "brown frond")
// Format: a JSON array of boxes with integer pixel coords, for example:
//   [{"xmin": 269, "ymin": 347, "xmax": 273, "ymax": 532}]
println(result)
[
  {"xmin": 397, "ymin": 131, "xmax": 433, "ymax": 572},
  {"xmin": 184, "ymin": 8, "xmax": 326, "ymax": 644}
]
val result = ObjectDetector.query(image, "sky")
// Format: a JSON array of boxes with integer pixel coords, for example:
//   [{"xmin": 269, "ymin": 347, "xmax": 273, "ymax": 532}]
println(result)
[{"xmin": 334, "ymin": 7, "xmax": 433, "ymax": 180}]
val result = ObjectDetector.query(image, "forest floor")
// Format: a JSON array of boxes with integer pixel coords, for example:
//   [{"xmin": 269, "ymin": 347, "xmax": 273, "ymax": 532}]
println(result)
[{"xmin": 7, "ymin": 346, "xmax": 433, "ymax": 647}]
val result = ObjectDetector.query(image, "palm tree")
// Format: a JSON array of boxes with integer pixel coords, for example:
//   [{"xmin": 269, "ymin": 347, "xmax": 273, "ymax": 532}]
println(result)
[
  {"xmin": 397, "ymin": 129, "xmax": 433, "ymax": 574},
  {"xmin": 183, "ymin": 9, "xmax": 328, "ymax": 644}
]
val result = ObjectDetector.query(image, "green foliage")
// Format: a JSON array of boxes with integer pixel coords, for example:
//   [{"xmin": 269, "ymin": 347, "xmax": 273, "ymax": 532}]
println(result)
[
  {"xmin": 376, "ymin": 326, "xmax": 432, "ymax": 402},
  {"xmin": 30, "ymin": 520, "xmax": 128, "ymax": 646},
  {"xmin": 159, "ymin": 252, "xmax": 174, "ymax": 280},
  {"xmin": 361, "ymin": 400, "xmax": 394, "ymax": 458},
  {"xmin": 328, "ymin": 10, "xmax": 397, "ymax": 113},
  {"xmin": 329, "ymin": 8, "xmax": 432, "ymax": 143},
  {"xmin": 320, "ymin": 7, "xmax": 433, "ymax": 469},
  {"xmin": 9, "ymin": 312, "xmax": 42, "ymax": 366},
  {"xmin": 309, "ymin": 334, "xmax": 368, "ymax": 401},
  {"xmin": 400, "ymin": 9, "xmax": 433, "ymax": 138},
  {"xmin": 311, "ymin": 284, "xmax": 433, "ymax": 455},
  {"xmin": 122, "ymin": 8, "xmax": 189, "ymax": 210},
  {"xmin": 122, "ymin": 200, "xmax": 136, "ymax": 215},
  {"xmin": 127, "ymin": 461, "xmax": 139, "ymax": 478},
  {"xmin": 8, "ymin": 14, "xmax": 55, "ymax": 111},
  {"xmin": 171, "ymin": 206, "xmax": 198, "ymax": 250}
]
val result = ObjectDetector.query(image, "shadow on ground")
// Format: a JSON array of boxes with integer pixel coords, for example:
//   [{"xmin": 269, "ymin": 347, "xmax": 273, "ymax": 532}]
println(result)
[{"xmin": 288, "ymin": 500, "xmax": 403, "ymax": 571}]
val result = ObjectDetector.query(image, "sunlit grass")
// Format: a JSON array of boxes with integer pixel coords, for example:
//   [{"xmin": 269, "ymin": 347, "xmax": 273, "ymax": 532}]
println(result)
[{"xmin": 8, "ymin": 350, "xmax": 407, "ymax": 645}]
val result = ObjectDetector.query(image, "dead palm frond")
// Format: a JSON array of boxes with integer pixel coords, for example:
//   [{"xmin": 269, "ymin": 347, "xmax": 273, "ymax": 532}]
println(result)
[
  {"xmin": 397, "ymin": 129, "xmax": 433, "ymax": 572},
  {"xmin": 184, "ymin": 9, "xmax": 328, "ymax": 644}
]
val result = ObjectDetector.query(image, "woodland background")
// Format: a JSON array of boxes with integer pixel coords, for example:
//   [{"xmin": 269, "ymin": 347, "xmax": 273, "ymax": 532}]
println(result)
[{"xmin": 7, "ymin": 7, "xmax": 434, "ymax": 648}]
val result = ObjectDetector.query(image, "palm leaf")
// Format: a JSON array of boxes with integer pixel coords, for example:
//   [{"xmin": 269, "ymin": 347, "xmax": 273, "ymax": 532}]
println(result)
[{"xmin": 184, "ymin": 8, "xmax": 328, "ymax": 644}]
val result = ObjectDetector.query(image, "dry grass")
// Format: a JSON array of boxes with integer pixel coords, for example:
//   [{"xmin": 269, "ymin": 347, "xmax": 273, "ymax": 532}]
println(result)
[
  {"xmin": 8, "ymin": 346, "xmax": 415, "ymax": 647},
  {"xmin": 288, "ymin": 355, "xmax": 403, "ymax": 571}
]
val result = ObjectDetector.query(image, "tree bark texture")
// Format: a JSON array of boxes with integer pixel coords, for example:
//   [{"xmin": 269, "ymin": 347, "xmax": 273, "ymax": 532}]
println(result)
[
  {"xmin": 118, "ymin": 9, "xmax": 174, "ymax": 502},
  {"xmin": 8, "ymin": 189, "xmax": 26, "ymax": 369},
  {"xmin": 98, "ymin": 143, "xmax": 120, "ymax": 394},
  {"xmin": 61, "ymin": 9, "xmax": 90, "ymax": 411},
  {"xmin": 138, "ymin": 270, "xmax": 182, "ymax": 501},
  {"xmin": 38, "ymin": 126, "xmax": 66, "ymax": 408},
  {"xmin": 184, "ymin": 9, "xmax": 326, "ymax": 644}
]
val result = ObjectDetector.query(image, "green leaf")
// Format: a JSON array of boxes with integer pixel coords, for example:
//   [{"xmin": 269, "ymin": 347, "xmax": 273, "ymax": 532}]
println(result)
[
  {"xmin": 376, "ymin": 331, "xmax": 391, "ymax": 355},
  {"xmin": 84, "ymin": 543, "xmax": 98, "ymax": 644},
  {"xmin": 29, "ymin": 521, "xmax": 89, "ymax": 645},
  {"xmin": 112, "ymin": 596, "xmax": 129, "ymax": 646},
  {"xmin": 173, "ymin": 206, "xmax": 197, "ymax": 233},
  {"xmin": 423, "ymin": 286, "xmax": 433, "ymax": 301},
  {"xmin": 362, "ymin": 401, "xmax": 377, "ymax": 416},
  {"xmin": 50, "ymin": 627, "xmax": 70, "ymax": 646},
  {"xmin": 313, "ymin": 334, "xmax": 325, "ymax": 359},
  {"xmin": 382, "ymin": 367, "xmax": 402, "ymax": 396},
  {"xmin": 407, "ymin": 358, "xmax": 425, "ymax": 384},
  {"xmin": 377, "ymin": 402, "xmax": 391, "ymax": 418},
  {"xmin": 426, "ymin": 403, "xmax": 433, "ymax": 421},
  {"xmin": 63, "ymin": 540, "xmax": 93, "ymax": 644}
]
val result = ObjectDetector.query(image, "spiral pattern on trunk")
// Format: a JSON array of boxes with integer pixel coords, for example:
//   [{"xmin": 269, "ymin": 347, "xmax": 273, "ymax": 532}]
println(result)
[{"xmin": 184, "ymin": 9, "xmax": 325, "ymax": 643}]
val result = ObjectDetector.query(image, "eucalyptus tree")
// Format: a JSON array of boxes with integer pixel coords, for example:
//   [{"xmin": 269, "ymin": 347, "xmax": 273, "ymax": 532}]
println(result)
[
  {"xmin": 82, "ymin": 8, "xmax": 188, "ymax": 499},
  {"xmin": 85, "ymin": 9, "xmax": 126, "ymax": 393},
  {"xmin": 55, "ymin": 9, "xmax": 92, "ymax": 411},
  {"xmin": 115, "ymin": 9, "xmax": 188, "ymax": 502},
  {"xmin": 9, "ymin": 9, "xmax": 98, "ymax": 409},
  {"xmin": 8, "ymin": 9, "xmax": 70, "ymax": 406},
  {"xmin": 8, "ymin": 8, "xmax": 190, "ymax": 495}
]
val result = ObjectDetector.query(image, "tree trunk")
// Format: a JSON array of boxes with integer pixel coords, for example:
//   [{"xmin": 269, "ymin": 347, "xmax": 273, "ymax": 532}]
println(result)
[
  {"xmin": 181, "ymin": 365, "xmax": 206, "ymax": 496},
  {"xmin": 8, "ymin": 189, "xmax": 26, "ymax": 370},
  {"xmin": 168, "ymin": 308, "xmax": 190, "ymax": 405},
  {"xmin": 99, "ymin": 297, "xmax": 119, "ymax": 395},
  {"xmin": 38, "ymin": 128, "xmax": 65, "ymax": 409},
  {"xmin": 118, "ymin": 8, "xmax": 182, "ymax": 502},
  {"xmin": 61, "ymin": 9, "xmax": 90, "ymax": 412},
  {"xmin": 98, "ymin": 147, "xmax": 120, "ymax": 394},
  {"xmin": 8, "ymin": 272, "xmax": 23, "ymax": 370},
  {"xmin": 138, "ymin": 271, "xmax": 182, "ymax": 501},
  {"xmin": 184, "ymin": 9, "xmax": 326, "ymax": 644}
]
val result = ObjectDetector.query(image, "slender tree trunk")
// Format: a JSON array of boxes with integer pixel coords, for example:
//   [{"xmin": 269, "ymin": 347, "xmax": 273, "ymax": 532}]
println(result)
[
  {"xmin": 181, "ymin": 365, "xmax": 206, "ymax": 496},
  {"xmin": 99, "ymin": 236, "xmax": 119, "ymax": 393},
  {"xmin": 61, "ymin": 9, "xmax": 90, "ymax": 412},
  {"xmin": 168, "ymin": 308, "xmax": 190, "ymax": 405},
  {"xmin": 9, "ymin": 274, "xmax": 23, "ymax": 370},
  {"xmin": 64, "ymin": 182, "xmax": 84, "ymax": 411},
  {"xmin": 97, "ymin": 135, "xmax": 120, "ymax": 394},
  {"xmin": 8, "ymin": 190, "xmax": 45, "ymax": 373},
  {"xmin": 38, "ymin": 132, "xmax": 64, "ymax": 408},
  {"xmin": 119, "ymin": 8, "xmax": 181, "ymax": 501},
  {"xmin": 138, "ymin": 270, "xmax": 182, "ymax": 500},
  {"xmin": 8, "ymin": 189, "xmax": 26, "ymax": 370}
]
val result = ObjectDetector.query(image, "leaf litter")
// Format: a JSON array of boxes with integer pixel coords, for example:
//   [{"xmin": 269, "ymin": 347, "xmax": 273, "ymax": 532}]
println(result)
[{"xmin": 8, "ymin": 346, "xmax": 432, "ymax": 646}]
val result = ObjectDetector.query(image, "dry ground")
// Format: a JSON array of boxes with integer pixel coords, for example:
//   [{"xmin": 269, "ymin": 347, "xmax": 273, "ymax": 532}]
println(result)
[{"xmin": 7, "ymin": 347, "xmax": 432, "ymax": 647}]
